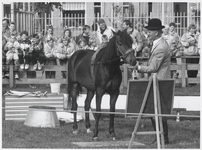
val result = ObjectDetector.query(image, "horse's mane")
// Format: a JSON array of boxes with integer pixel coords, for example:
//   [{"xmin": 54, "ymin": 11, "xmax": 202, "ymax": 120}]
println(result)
[{"xmin": 95, "ymin": 30, "xmax": 133, "ymax": 64}]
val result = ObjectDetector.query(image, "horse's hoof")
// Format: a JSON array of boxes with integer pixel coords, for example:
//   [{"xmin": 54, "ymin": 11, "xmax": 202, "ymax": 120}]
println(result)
[
  {"xmin": 86, "ymin": 128, "xmax": 92, "ymax": 133},
  {"xmin": 92, "ymin": 136, "xmax": 98, "ymax": 141},
  {"xmin": 73, "ymin": 130, "xmax": 78, "ymax": 135}
]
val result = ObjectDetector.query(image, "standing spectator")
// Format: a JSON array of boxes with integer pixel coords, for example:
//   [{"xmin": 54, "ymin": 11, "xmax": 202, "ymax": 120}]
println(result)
[
  {"xmin": 44, "ymin": 37, "xmax": 57, "ymax": 79},
  {"xmin": 134, "ymin": 18, "xmax": 171, "ymax": 144},
  {"xmin": 96, "ymin": 19, "xmax": 115, "ymax": 45},
  {"xmin": 54, "ymin": 37, "xmax": 76, "ymax": 78},
  {"xmin": 2, "ymin": 18, "xmax": 10, "ymax": 42},
  {"xmin": 122, "ymin": 20, "xmax": 143, "ymax": 56},
  {"xmin": 18, "ymin": 31, "xmax": 31, "ymax": 70},
  {"xmin": 76, "ymin": 25, "xmax": 91, "ymax": 46},
  {"xmin": 181, "ymin": 23, "xmax": 199, "ymax": 85},
  {"xmin": 4, "ymin": 34, "xmax": 20, "ymax": 79}
]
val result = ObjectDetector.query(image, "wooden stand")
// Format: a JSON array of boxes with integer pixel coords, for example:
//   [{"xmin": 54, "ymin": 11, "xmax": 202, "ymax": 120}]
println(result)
[{"xmin": 128, "ymin": 74, "xmax": 165, "ymax": 149}]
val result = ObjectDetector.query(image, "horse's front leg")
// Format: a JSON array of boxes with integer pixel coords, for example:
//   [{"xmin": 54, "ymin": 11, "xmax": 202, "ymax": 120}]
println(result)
[
  {"xmin": 92, "ymin": 88, "xmax": 104, "ymax": 141},
  {"xmin": 85, "ymin": 90, "xmax": 94, "ymax": 133},
  {"xmin": 109, "ymin": 90, "xmax": 119, "ymax": 140}
]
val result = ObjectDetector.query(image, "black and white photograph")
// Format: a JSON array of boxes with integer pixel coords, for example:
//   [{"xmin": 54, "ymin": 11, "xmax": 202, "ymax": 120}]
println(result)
[{"xmin": 1, "ymin": 1, "xmax": 201, "ymax": 149}]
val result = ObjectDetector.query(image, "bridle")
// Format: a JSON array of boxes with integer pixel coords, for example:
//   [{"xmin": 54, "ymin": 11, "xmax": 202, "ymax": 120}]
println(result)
[{"xmin": 115, "ymin": 43, "xmax": 135, "ymax": 63}]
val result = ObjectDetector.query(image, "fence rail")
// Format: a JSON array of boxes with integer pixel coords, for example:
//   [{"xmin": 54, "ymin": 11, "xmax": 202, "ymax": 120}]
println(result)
[{"xmin": 2, "ymin": 56, "xmax": 200, "ymax": 88}]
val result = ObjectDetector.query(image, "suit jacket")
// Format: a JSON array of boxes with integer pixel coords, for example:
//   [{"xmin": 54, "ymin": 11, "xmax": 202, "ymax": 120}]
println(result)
[{"xmin": 139, "ymin": 37, "xmax": 171, "ymax": 79}]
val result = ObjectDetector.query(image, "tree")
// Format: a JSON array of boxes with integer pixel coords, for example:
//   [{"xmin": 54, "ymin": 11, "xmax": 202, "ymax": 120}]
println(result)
[
  {"xmin": 14, "ymin": 2, "xmax": 62, "ymax": 13},
  {"xmin": 34, "ymin": 2, "xmax": 62, "ymax": 13}
]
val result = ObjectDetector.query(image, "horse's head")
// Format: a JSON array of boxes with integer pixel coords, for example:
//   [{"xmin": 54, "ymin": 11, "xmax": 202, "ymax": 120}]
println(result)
[{"xmin": 113, "ymin": 30, "xmax": 137, "ymax": 66}]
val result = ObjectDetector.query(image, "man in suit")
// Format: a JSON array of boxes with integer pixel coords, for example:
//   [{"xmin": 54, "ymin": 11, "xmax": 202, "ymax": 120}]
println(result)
[{"xmin": 134, "ymin": 18, "xmax": 171, "ymax": 144}]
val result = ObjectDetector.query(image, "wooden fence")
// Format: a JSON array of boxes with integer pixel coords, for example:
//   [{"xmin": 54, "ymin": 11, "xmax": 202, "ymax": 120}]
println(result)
[{"xmin": 2, "ymin": 56, "xmax": 200, "ymax": 88}]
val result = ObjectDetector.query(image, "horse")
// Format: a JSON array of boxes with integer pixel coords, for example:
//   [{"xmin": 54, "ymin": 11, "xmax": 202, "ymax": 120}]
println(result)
[{"xmin": 67, "ymin": 30, "xmax": 136, "ymax": 141}]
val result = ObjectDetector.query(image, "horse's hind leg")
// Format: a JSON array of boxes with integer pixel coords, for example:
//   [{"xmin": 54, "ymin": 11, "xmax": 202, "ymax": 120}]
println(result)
[
  {"xmin": 70, "ymin": 83, "xmax": 79, "ymax": 134},
  {"xmin": 109, "ymin": 90, "xmax": 119, "ymax": 140},
  {"xmin": 85, "ymin": 89, "xmax": 94, "ymax": 133}
]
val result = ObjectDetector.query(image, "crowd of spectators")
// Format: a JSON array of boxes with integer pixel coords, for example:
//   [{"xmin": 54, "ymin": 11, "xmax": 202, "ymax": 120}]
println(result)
[{"xmin": 2, "ymin": 18, "xmax": 201, "ymax": 87}]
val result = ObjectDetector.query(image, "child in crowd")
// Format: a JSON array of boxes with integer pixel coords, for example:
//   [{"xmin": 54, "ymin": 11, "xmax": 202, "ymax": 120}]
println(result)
[
  {"xmin": 76, "ymin": 38, "xmax": 90, "ymax": 50},
  {"xmin": 44, "ymin": 37, "xmax": 57, "ymax": 79},
  {"xmin": 98, "ymin": 34, "xmax": 108, "ymax": 50},
  {"xmin": 30, "ymin": 34, "xmax": 45, "ymax": 70},
  {"xmin": 18, "ymin": 31, "xmax": 31, "ymax": 70},
  {"xmin": 54, "ymin": 37, "xmax": 76, "ymax": 78},
  {"xmin": 4, "ymin": 34, "xmax": 20, "ymax": 79}
]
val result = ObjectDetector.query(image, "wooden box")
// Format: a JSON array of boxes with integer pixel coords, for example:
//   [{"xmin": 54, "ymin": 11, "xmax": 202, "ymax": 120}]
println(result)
[{"xmin": 4, "ymin": 94, "xmax": 64, "ymax": 121}]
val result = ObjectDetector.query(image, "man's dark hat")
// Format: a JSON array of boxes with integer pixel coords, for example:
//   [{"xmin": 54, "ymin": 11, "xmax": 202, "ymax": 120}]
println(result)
[{"xmin": 144, "ymin": 18, "xmax": 165, "ymax": 30}]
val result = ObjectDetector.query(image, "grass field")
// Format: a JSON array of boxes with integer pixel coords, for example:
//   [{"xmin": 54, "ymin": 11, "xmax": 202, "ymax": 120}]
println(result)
[{"xmin": 1, "ymin": 83, "xmax": 200, "ymax": 148}]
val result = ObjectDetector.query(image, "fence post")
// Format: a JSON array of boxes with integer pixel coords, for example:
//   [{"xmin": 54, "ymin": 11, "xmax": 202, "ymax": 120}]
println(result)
[
  {"xmin": 181, "ymin": 57, "xmax": 186, "ymax": 87},
  {"xmin": 9, "ymin": 64, "xmax": 14, "ymax": 88},
  {"xmin": 123, "ymin": 64, "xmax": 128, "ymax": 88}
]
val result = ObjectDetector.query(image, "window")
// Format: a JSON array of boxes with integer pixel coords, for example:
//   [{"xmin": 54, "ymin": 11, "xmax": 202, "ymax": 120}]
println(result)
[
  {"xmin": 94, "ymin": 2, "xmax": 101, "ymax": 21},
  {"xmin": 62, "ymin": 2, "xmax": 85, "ymax": 27}
]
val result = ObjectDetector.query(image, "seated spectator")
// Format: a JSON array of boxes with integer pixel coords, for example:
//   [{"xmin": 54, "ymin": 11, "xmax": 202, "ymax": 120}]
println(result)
[
  {"xmin": 2, "ymin": 35, "xmax": 7, "ymax": 67},
  {"xmin": 166, "ymin": 22, "xmax": 182, "ymax": 78},
  {"xmin": 76, "ymin": 38, "xmax": 90, "ymax": 50},
  {"xmin": 76, "ymin": 25, "xmax": 91, "ymax": 46},
  {"xmin": 54, "ymin": 37, "xmax": 76, "ymax": 78},
  {"xmin": 30, "ymin": 34, "xmax": 45, "ymax": 70},
  {"xmin": 4, "ymin": 34, "xmax": 20, "ymax": 79},
  {"xmin": 43, "ymin": 25, "xmax": 57, "ymax": 44},
  {"xmin": 54, "ymin": 37, "xmax": 75, "ymax": 63},
  {"xmin": 162, "ymin": 24, "xmax": 169, "ymax": 41},
  {"xmin": 91, "ymin": 34, "xmax": 109, "ymax": 64},
  {"xmin": 58, "ymin": 28, "xmax": 76, "ymax": 45},
  {"xmin": 44, "ymin": 37, "xmax": 57, "ymax": 79},
  {"xmin": 2, "ymin": 35, "xmax": 7, "ymax": 77},
  {"xmin": 89, "ymin": 23, "xmax": 99, "ymax": 51},
  {"xmin": 181, "ymin": 23, "xmax": 199, "ymax": 85},
  {"xmin": 18, "ymin": 31, "xmax": 31, "ymax": 70}
]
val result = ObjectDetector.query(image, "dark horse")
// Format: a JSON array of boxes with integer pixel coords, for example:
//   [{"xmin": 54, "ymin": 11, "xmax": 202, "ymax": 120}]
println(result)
[{"xmin": 68, "ymin": 30, "xmax": 136, "ymax": 140}]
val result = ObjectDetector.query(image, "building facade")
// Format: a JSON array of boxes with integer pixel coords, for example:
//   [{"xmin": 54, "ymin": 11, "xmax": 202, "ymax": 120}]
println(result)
[{"xmin": 2, "ymin": 2, "xmax": 201, "ymax": 37}]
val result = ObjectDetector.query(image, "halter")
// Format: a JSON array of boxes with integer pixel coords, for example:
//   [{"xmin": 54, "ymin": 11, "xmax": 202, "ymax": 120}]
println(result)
[{"xmin": 115, "ymin": 43, "xmax": 135, "ymax": 63}]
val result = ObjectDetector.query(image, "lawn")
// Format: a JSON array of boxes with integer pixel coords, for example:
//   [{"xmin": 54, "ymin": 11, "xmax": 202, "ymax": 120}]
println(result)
[{"xmin": 1, "ymin": 83, "xmax": 200, "ymax": 148}]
